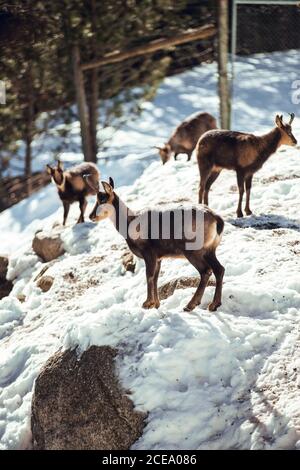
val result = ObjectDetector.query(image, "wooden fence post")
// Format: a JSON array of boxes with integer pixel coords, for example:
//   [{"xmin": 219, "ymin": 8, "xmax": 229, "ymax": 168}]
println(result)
[{"xmin": 218, "ymin": 0, "xmax": 231, "ymax": 129}]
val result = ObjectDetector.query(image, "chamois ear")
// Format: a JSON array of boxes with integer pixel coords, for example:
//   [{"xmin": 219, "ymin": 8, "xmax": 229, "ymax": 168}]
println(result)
[
  {"xmin": 84, "ymin": 174, "xmax": 99, "ymax": 193},
  {"xmin": 57, "ymin": 159, "xmax": 64, "ymax": 170},
  {"xmin": 46, "ymin": 164, "xmax": 53, "ymax": 174},
  {"xmin": 275, "ymin": 115, "xmax": 283, "ymax": 128},
  {"xmin": 102, "ymin": 181, "xmax": 113, "ymax": 195},
  {"xmin": 109, "ymin": 177, "xmax": 115, "ymax": 189}
]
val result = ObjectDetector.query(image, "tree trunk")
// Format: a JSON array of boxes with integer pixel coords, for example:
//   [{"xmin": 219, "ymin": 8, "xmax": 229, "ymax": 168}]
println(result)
[
  {"xmin": 88, "ymin": 68, "xmax": 99, "ymax": 162},
  {"xmin": 24, "ymin": 70, "xmax": 34, "ymax": 195},
  {"xmin": 87, "ymin": 0, "xmax": 99, "ymax": 163},
  {"xmin": 72, "ymin": 45, "xmax": 93, "ymax": 162},
  {"xmin": 218, "ymin": 0, "xmax": 231, "ymax": 129}
]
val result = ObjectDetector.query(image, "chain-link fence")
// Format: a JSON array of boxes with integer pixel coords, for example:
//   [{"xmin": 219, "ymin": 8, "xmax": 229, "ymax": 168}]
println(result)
[{"xmin": 231, "ymin": 0, "xmax": 300, "ymax": 130}]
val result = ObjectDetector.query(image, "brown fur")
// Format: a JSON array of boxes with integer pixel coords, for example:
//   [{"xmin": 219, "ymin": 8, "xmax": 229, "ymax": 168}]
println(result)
[
  {"xmin": 157, "ymin": 112, "xmax": 217, "ymax": 164},
  {"xmin": 46, "ymin": 161, "xmax": 100, "ymax": 225},
  {"xmin": 197, "ymin": 114, "xmax": 297, "ymax": 217},
  {"xmin": 88, "ymin": 177, "xmax": 225, "ymax": 312}
]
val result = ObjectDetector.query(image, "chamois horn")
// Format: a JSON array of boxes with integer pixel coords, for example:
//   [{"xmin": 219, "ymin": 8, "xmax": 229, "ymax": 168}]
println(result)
[{"xmin": 288, "ymin": 112, "xmax": 295, "ymax": 125}]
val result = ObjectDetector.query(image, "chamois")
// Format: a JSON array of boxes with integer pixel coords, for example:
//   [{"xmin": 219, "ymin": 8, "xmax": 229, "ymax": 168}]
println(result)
[
  {"xmin": 46, "ymin": 160, "xmax": 100, "ymax": 225},
  {"xmin": 155, "ymin": 112, "xmax": 217, "ymax": 164},
  {"xmin": 197, "ymin": 113, "xmax": 297, "ymax": 217},
  {"xmin": 87, "ymin": 177, "xmax": 225, "ymax": 312}
]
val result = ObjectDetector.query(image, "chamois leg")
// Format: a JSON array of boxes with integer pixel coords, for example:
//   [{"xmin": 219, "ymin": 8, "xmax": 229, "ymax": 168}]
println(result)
[
  {"xmin": 198, "ymin": 166, "xmax": 212, "ymax": 204},
  {"xmin": 62, "ymin": 201, "xmax": 70, "ymax": 226},
  {"xmin": 89, "ymin": 199, "xmax": 99, "ymax": 221},
  {"xmin": 245, "ymin": 175, "xmax": 253, "ymax": 216},
  {"xmin": 205, "ymin": 251, "xmax": 224, "ymax": 312},
  {"xmin": 77, "ymin": 197, "xmax": 87, "ymax": 224},
  {"xmin": 153, "ymin": 260, "xmax": 161, "ymax": 306},
  {"xmin": 183, "ymin": 253, "xmax": 212, "ymax": 312},
  {"xmin": 204, "ymin": 171, "xmax": 221, "ymax": 206},
  {"xmin": 143, "ymin": 254, "xmax": 160, "ymax": 309},
  {"xmin": 236, "ymin": 171, "xmax": 245, "ymax": 218}
]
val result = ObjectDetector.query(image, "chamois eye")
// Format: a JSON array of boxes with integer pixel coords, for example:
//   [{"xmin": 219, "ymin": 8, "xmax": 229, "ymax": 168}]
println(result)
[{"xmin": 99, "ymin": 193, "xmax": 108, "ymax": 203}]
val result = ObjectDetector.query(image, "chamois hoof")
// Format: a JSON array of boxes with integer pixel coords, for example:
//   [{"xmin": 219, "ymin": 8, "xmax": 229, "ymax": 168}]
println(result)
[
  {"xmin": 236, "ymin": 212, "xmax": 243, "ymax": 218},
  {"xmin": 184, "ymin": 303, "xmax": 197, "ymax": 312},
  {"xmin": 208, "ymin": 301, "xmax": 221, "ymax": 312},
  {"xmin": 142, "ymin": 300, "xmax": 160, "ymax": 309},
  {"xmin": 245, "ymin": 209, "xmax": 252, "ymax": 216}
]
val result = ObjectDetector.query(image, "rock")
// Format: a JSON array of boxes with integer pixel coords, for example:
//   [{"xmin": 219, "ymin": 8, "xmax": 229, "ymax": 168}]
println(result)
[
  {"xmin": 32, "ymin": 228, "xmax": 65, "ymax": 262},
  {"xmin": 36, "ymin": 275, "xmax": 54, "ymax": 292},
  {"xmin": 31, "ymin": 346, "xmax": 145, "ymax": 450},
  {"xmin": 0, "ymin": 255, "xmax": 12, "ymax": 299},
  {"xmin": 17, "ymin": 293, "xmax": 26, "ymax": 303},
  {"xmin": 0, "ymin": 279, "xmax": 13, "ymax": 300},
  {"xmin": 0, "ymin": 255, "xmax": 8, "ymax": 280},
  {"xmin": 122, "ymin": 251, "xmax": 136, "ymax": 273},
  {"xmin": 158, "ymin": 276, "xmax": 215, "ymax": 300}
]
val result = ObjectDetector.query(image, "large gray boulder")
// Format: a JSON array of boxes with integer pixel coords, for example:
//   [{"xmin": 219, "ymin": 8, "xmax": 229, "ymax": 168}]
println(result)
[
  {"xmin": 32, "ymin": 228, "xmax": 65, "ymax": 262},
  {"xmin": 31, "ymin": 346, "xmax": 145, "ymax": 450}
]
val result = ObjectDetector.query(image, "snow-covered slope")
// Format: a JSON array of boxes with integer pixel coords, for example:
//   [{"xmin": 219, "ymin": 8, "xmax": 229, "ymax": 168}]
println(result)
[{"xmin": 0, "ymin": 51, "xmax": 300, "ymax": 450}]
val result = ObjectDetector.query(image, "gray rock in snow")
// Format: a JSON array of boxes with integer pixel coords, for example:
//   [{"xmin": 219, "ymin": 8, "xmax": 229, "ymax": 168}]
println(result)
[
  {"xmin": 31, "ymin": 346, "xmax": 145, "ymax": 450},
  {"xmin": 122, "ymin": 251, "xmax": 136, "ymax": 273},
  {"xmin": 32, "ymin": 228, "xmax": 65, "ymax": 262}
]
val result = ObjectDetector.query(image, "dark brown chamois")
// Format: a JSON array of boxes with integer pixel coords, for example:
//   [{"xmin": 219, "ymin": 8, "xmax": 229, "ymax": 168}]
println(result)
[
  {"xmin": 155, "ymin": 112, "xmax": 217, "ymax": 164},
  {"xmin": 87, "ymin": 177, "xmax": 225, "ymax": 312},
  {"xmin": 197, "ymin": 113, "xmax": 297, "ymax": 218},
  {"xmin": 46, "ymin": 160, "xmax": 100, "ymax": 225}
]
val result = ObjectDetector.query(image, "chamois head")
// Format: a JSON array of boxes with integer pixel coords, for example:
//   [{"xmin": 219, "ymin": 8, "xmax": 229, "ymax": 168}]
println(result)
[
  {"xmin": 155, "ymin": 144, "xmax": 172, "ymax": 164},
  {"xmin": 46, "ymin": 160, "xmax": 65, "ymax": 187},
  {"xmin": 275, "ymin": 113, "xmax": 297, "ymax": 147},
  {"xmin": 86, "ymin": 176, "xmax": 115, "ymax": 222}
]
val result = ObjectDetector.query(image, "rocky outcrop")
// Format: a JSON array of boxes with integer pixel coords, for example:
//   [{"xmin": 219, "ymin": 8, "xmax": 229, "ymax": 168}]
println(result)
[
  {"xmin": 31, "ymin": 346, "xmax": 145, "ymax": 450},
  {"xmin": 32, "ymin": 228, "xmax": 65, "ymax": 262},
  {"xmin": 0, "ymin": 255, "xmax": 13, "ymax": 300},
  {"xmin": 158, "ymin": 276, "xmax": 215, "ymax": 300}
]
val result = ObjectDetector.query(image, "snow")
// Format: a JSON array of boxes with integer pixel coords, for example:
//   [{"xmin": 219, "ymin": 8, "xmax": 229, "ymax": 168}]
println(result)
[{"xmin": 0, "ymin": 50, "xmax": 300, "ymax": 450}]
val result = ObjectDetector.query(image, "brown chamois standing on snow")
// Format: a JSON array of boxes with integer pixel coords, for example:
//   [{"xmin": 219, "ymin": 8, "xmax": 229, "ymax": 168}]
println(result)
[
  {"xmin": 46, "ymin": 160, "xmax": 100, "ymax": 225},
  {"xmin": 155, "ymin": 112, "xmax": 217, "ymax": 164},
  {"xmin": 197, "ymin": 113, "xmax": 297, "ymax": 218},
  {"xmin": 86, "ymin": 177, "xmax": 225, "ymax": 312}
]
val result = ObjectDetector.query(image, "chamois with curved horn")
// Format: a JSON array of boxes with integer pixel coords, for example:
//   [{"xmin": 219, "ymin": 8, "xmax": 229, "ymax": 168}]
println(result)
[
  {"xmin": 197, "ymin": 113, "xmax": 297, "ymax": 217},
  {"xmin": 87, "ymin": 177, "xmax": 225, "ymax": 312},
  {"xmin": 46, "ymin": 160, "xmax": 100, "ymax": 225}
]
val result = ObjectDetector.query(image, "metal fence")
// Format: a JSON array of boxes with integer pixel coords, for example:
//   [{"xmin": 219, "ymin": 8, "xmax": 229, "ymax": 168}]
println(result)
[{"xmin": 230, "ymin": 0, "xmax": 300, "ymax": 128}]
